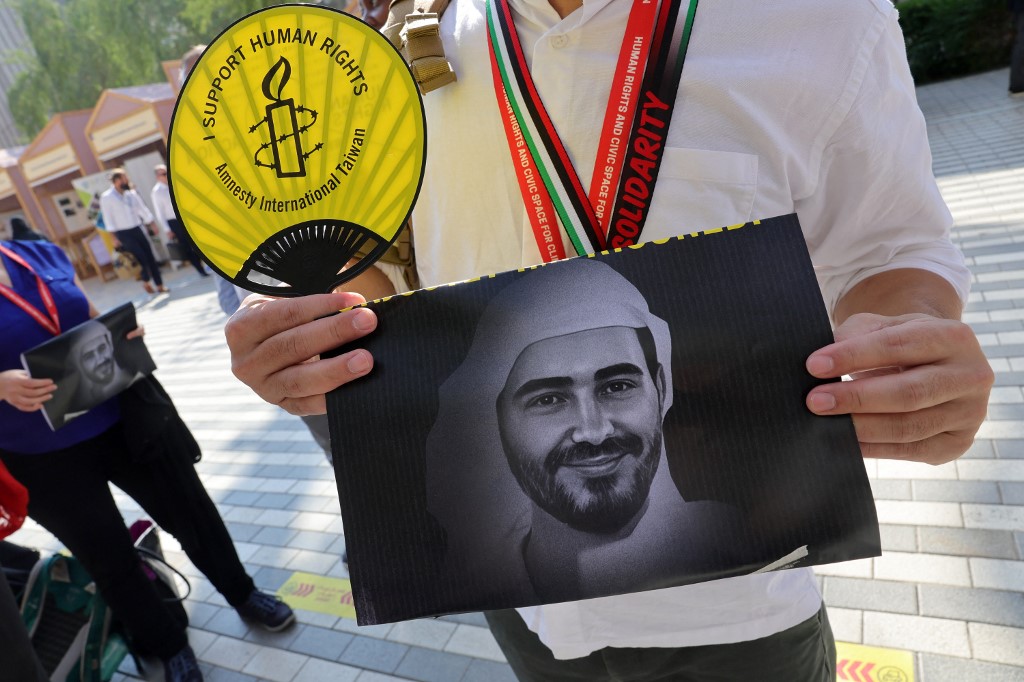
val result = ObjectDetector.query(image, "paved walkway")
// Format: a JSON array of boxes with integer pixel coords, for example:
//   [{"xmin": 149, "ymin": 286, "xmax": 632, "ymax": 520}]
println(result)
[{"xmin": 16, "ymin": 67, "xmax": 1023, "ymax": 681}]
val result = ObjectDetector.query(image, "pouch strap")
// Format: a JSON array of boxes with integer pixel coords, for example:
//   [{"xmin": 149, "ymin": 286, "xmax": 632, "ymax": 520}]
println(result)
[{"xmin": 384, "ymin": 0, "xmax": 457, "ymax": 93}]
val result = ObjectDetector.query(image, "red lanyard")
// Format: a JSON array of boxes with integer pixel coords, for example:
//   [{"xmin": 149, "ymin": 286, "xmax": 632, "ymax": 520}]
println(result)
[
  {"xmin": 488, "ymin": 0, "xmax": 697, "ymax": 260},
  {"xmin": 588, "ymin": 0, "xmax": 662, "ymax": 229},
  {"xmin": 0, "ymin": 244, "xmax": 61, "ymax": 336}
]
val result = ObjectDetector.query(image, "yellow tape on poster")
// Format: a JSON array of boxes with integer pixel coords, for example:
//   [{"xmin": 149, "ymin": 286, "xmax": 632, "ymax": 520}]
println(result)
[
  {"xmin": 835, "ymin": 642, "xmax": 915, "ymax": 682},
  {"xmin": 277, "ymin": 571, "xmax": 357, "ymax": 620},
  {"xmin": 169, "ymin": 5, "xmax": 425, "ymax": 295}
]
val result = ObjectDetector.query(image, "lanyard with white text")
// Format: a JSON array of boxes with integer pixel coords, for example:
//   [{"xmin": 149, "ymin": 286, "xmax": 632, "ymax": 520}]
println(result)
[
  {"xmin": 487, "ymin": 0, "xmax": 698, "ymax": 258},
  {"xmin": 0, "ymin": 244, "xmax": 61, "ymax": 336}
]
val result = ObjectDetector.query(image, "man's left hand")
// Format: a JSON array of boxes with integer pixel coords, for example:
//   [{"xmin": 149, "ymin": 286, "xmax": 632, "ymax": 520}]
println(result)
[{"xmin": 805, "ymin": 313, "xmax": 993, "ymax": 465}]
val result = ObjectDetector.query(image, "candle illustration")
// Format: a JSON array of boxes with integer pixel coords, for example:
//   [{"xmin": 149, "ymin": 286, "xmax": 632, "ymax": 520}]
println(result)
[{"xmin": 251, "ymin": 56, "xmax": 320, "ymax": 178}]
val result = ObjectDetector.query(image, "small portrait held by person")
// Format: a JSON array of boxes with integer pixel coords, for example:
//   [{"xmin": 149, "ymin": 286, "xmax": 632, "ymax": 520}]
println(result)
[
  {"xmin": 98, "ymin": 168, "xmax": 169, "ymax": 295},
  {"xmin": 224, "ymin": 0, "xmax": 994, "ymax": 680},
  {"xmin": 0, "ymin": 238, "xmax": 294, "ymax": 682},
  {"xmin": 151, "ymin": 164, "xmax": 209, "ymax": 277},
  {"xmin": 60, "ymin": 320, "xmax": 147, "ymax": 422}
]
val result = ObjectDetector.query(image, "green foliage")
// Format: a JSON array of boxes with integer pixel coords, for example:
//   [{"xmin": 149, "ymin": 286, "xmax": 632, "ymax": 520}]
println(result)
[
  {"xmin": 182, "ymin": 0, "xmax": 285, "ymax": 35},
  {"xmin": 898, "ymin": 0, "xmax": 1015, "ymax": 84},
  {"xmin": 4, "ymin": 0, "xmax": 206, "ymax": 139},
  {"xmin": 3, "ymin": 0, "xmax": 356, "ymax": 139}
]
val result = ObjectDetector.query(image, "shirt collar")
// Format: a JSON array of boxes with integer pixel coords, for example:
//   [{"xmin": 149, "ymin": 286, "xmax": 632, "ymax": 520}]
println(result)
[{"xmin": 507, "ymin": 0, "xmax": 617, "ymax": 31}]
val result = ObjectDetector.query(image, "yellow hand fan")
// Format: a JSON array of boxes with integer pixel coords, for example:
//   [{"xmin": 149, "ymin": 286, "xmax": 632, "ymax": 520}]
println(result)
[{"xmin": 168, "ymin": 4, "xmax": 426, "ymax": 295}]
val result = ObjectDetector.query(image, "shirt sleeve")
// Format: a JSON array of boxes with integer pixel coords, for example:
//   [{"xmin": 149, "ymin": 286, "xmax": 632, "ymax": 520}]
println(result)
[
  {"xmin": 131, "ymin": 191, "xmax": 155, "ymax": 224},
  {"xmin": 795, "ymin": 8, "xmax": 970, "ymax": 320},
  {"xmin": 151, "ymin": 187, "xmax": 168, "ymax": 229}
]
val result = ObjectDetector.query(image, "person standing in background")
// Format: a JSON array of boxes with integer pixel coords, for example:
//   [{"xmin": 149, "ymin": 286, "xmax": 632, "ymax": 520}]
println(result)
[
  {"xmin": 1011, "ymin": 0, "xmax": 1024, "ymax": 95},
  {"xmin": 151, "ymin": 164, "xmax": 209, "ymax": 277},
  {"xmin": 99, "ymin": 169, "xmax": 168, "ymax": 295}
]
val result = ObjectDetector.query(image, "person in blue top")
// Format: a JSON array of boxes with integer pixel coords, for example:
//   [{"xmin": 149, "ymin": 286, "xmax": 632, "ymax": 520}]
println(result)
[{"xmin": 0, "ymin": 238, "xmax": 295, "ymax": 682}]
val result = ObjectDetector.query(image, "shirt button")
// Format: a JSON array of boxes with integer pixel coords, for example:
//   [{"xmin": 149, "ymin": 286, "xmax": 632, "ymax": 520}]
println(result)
[{"xmin": 550, "ymin": 34, "xmax": 569, "ymax": 49}]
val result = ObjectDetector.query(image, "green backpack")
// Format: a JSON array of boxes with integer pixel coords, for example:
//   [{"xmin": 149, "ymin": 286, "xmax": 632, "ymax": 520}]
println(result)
[{"xmin": 20, "ymin": 554, "xmax": 131, "ymax": 682}]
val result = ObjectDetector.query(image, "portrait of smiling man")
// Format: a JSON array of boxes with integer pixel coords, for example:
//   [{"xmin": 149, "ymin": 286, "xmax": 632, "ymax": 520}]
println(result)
[
  {"xmin": 426, "ymin": 258, "xmax": 751, "ymax": 605},
  {"xmin": 64, "ymin": 321, "xmax": 141, "ymax": 419}
]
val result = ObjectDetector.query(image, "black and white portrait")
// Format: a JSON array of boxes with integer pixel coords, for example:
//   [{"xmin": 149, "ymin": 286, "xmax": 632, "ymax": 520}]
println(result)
[
  {"xmin": 21, "ymin": 303, "xmax": 156, "ymax": 430},
  {"xmin": 327, "ymin": 215, "xmax": 880, "ymax": 625},
  {"xmin": 425, "ymin": 259, "xmax": 754, "ymax": 604}
]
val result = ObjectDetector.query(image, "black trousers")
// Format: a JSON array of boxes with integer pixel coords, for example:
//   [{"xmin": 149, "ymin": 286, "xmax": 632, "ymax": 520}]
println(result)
[
  {"xmin": 116, "ymin": 226, "xmax": 163, "ymax": 286},
  {"xmin": 1012, "ymin": 10, "xmax": 1024, "ymax": 93},
  {"xmin": 167, "ymin": 218, "xmax": 208, "ymax": 275},
  {"xmin": 0, "ymin": 562, "xmax": 48, "ymax": 681},
  {"xmin": 485, "ymin": 605, "xmax": 836, "ymax": 682},
  {"xmin": 2, "ymin": 422, "xmax": 254, "ymax": 659}
]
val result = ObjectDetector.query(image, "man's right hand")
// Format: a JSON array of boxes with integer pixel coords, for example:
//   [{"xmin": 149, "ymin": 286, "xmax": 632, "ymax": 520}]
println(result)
[
  {"xmin": 225, "ymin": 292, "xmax": 377, "ymax": 416},
  {"xmin": 0, "ymin": 369, "xmax": 55, "ymax": 412}
]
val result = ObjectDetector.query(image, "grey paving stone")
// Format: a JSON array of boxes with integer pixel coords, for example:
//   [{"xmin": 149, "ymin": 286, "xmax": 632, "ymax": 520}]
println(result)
[
  {"xmin": 1000, "ymin": 482, "xmax": 1024, "ymax": 505},
  {"xmin": 985, "ymin": 405, "xmax": 1024, "ymax": 421},
  {"xmin": 869, "ymin": 478, "xmax": 913, "ymax": 500},
  {"xmin": 183, "ymin": 599, "xmax": 220, "ymax": 629},
  {"xmin": 919, "ymin": 584, "xmax": 1024, "ymax": 628},
  {"xmin": 251, "ymin": 525, "xmax": 298, "ymax": 547},
  {"xmin": 225, "ymin": 522, "xmax": 262, "ymax": 543},
  {"xmin": 461, "ymin": 658, "xmax": 518, "ymax": 682},
  {"xmin": 288, "ymin": 440, "xmax": 328, "ymax": 454},
  {"xmin": 912, "ymin": 480, "xmax": 1001, "ymax": 503},
  {"xmin": 202, "ymin": 665, "xmax": 261, "ymax": 682},
  {"xmin": 327, "ymin": 536, "xmax": 348, "ymax": 557},
  {"xmin": 259, "ymin": 464, "xmax": 324, "ymax": 480},
  {"xmin": 996, "ymin": 439, "xmax": 1024, "ymax": 458},
  {"xmin": 287, "ymin": 495, "xmax": 335, "ymax": 512},
  {"xmin": 337, "ymin": 635, "xmax": 409, "ymax": 673},
  {"xmin": 395, "ymin": 647, "xmax": 472, "ymax": 682},
  {"xmin": 250, "ymin": 565, "xmax": 296, "ymax": 592},
  {"xmin": 439, "ymin": 613, "xmax": 490, "ymax": 628},
  {"xmin": 979, "ymin": 343, "xmax": 1024, "ymax": 358},
  {"xmin": 879, "ymin": 524, "xmax": 918, "ymax": 552},
  {"xmin": 992, "ymin": 372, "xmax": 1024, "ymax": 386},
  {"xmin": 967, "ymin": 321, "xmax": 1024, "ymax": 333},
  {"xmin": 255, "ymin": 492, "xmax": 297, "ymax": 509},
  {"xmin": 918, "ymin": 527, "xmax": 1020, "ymax": 559},
  {"xmin": 967, "ymin": 300, "xmax": 1013, "ymax": 312},
  {"xmin": 203, "ymin": 606, "xmax": 252, "ymax": 639},
  {"xmin": 289, "ymin": 530, "xmax": 339, "ymax": 552},
  {"xmin": 287, "ymin": 624, "xmax": 355, "ymax": 660},
  {"xmin": 823, "ymin": 577, "xmax": 918, "ymax": 614},
  {"xmin": 920, "ymin": 653, "xmax": 1024, "ymax": 682},
  {"xmin": 1015, "ymin": 532, "xmax": 1024, "ymax": 560}
]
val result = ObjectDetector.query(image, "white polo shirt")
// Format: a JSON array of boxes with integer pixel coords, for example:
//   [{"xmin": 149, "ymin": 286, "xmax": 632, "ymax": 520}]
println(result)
[{"xmin": 412, "ymin": 0, "xmax": 970, "ymax": 659}]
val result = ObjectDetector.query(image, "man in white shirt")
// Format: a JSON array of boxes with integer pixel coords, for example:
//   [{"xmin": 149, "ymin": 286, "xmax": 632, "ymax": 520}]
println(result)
[
  {"xmin": 151, "ymin": 164, "xmax": 209, "ymax": 277},
  {"xmin": 98, "ymin": 169, "xmax": 167, "ymax": 294},
  {"xmin": 223, "ymin": 0, "xmax": 994, "ymax": 679}
]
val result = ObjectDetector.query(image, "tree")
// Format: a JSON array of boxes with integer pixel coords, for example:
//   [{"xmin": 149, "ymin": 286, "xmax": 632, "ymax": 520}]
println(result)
[
  {"xmin": 5, "ymin": 0, "xmax": 204, "ymax": 139},
  {"xmin": 4, "ymin": 0, "xmax": 361, "ymax": 140}
]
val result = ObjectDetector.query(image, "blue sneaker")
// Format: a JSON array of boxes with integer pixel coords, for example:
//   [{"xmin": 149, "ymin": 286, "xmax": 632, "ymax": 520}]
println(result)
[
  {"xmin": 235, "ymin": 590, "xmax": 296, "ymax": 632},
  {"xmin": 164, "ymin": 644, "xmax": 203, "ymax": 682}
]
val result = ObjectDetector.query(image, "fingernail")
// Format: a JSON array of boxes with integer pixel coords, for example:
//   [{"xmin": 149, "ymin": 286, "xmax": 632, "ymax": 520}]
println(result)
[
  {"xmin": 806, "ymin": 355, "xmax": 833, "ymax": 376},
  {"xmin": 807, "ymin": 392, "xmax": 836, "ymax": 412},
  {"xmin": 351, "ymin": 308, "xmax": 376, "ymax": 332},
  {"xmin": 347, "ymin": 350, "xmax": 371, "ymax": 374}
]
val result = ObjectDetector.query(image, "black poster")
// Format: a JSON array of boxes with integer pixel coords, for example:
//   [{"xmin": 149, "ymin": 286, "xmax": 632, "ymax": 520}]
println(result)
[
  {"xmin": 21, "ymin": 303, "xmax": 156, "ymax": 430},
  {"xmin": 327, "ymin": 214, "xmax": 880, "ymax": 625}
]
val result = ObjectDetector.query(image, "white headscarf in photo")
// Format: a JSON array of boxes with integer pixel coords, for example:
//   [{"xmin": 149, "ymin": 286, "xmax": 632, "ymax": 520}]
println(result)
[{"xmin": 425, "ymin": 258, "xmax": 672, "ymax": 591}]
